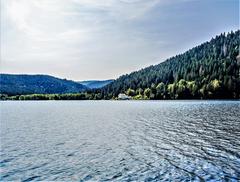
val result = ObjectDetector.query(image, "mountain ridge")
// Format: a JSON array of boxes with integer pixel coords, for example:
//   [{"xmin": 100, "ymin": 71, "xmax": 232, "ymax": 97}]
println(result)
[
  {"xmin": 100, "ymin": 30, "xmax": 240, "ymax": 99},
  {"xmin": 0, "ymin": 30, "xmax": 239, "ymax": 100},
  {"xmin": 0, "ymin": 74, "xmax": 88, "ymax": 95}
]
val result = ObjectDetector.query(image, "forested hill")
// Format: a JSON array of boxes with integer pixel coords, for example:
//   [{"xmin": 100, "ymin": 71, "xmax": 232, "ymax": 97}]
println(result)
[
  {"xmin": 101, "ymin": 30, "xmax": 240, "ymax": 99},
  {"xmin": 0, "ymin": 74, "xmax": 87, "ymax": 95}
]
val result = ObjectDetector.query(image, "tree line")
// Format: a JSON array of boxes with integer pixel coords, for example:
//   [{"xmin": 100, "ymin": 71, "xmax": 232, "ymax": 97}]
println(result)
[
  {"xmin": 1, "ymin": 30, "xmax": 239, "ymax": 100},
  {"xmin": 0, "ymin": 77, "xmax": 236, "ymax": 100},
  {"xmin": 100, "ymin": 30, "xmax": 240, "ymax": 99},
  {"xmin": 0, "ymin": 92, "xmax": 101, "ymax": 100}
]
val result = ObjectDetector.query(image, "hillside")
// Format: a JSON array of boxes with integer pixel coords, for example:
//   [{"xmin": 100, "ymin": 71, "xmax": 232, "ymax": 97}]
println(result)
[
  {"xmin": 79, "ymin": 80, "xmax": 114, "ymax": 89},
  {"xmin": 1, "ymin": 31, "xmax": 239, "ymax": 100},
  {"xmin": 0, "ymin": 74, "xmax": 87, "ymax": 95},
  {"xmin": 101, "ymin": 30, "xmax": 240, "ymax": 99}
]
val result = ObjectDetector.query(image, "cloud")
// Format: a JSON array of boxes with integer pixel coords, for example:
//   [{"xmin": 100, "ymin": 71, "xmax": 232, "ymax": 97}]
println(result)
[
  {"xmin": 1, "ymin": 0, "xmax": 238, "ymax": 80},
  {"xmin": 3, "ymin": 0, "xmax": 164, "ymax": 60},
  {"xmin": 6, "ymin": 0, "xmax": 162, "ymax": 35}
]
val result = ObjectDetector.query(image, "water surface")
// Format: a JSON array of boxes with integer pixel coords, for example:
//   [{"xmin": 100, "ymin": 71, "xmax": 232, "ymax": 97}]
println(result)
[{"xmin": 0, "ymin": 101, "xmax": 240, "ymax": 181}]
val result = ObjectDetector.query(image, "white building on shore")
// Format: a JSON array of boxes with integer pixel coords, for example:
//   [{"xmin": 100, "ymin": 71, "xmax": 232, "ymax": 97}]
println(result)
[{"xmin": 118, "ymin": 93, "xmax": 131, "ymax": 100}]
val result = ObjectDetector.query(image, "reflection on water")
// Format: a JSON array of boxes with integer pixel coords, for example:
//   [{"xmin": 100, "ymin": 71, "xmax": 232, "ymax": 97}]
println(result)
[{"xmin": 0, "ymin": 101, "xmax": 240, "ymax": 181}]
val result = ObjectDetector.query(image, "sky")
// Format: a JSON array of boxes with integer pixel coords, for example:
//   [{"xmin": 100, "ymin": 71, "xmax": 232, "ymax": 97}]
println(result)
[{"xmin": 0, "ymin": 0, "xmax": 239, "ymax": 80}]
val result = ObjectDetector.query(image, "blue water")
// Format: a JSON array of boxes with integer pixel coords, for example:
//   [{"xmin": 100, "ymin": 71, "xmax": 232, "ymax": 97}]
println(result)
[{"xmin": 0, "ymin": 101, "xmax": 240, "ymax": 181}]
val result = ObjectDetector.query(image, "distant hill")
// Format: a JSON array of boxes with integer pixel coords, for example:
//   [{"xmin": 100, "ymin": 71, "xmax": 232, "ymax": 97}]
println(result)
[
  {"xmin": 101, "ymin": 30, "xmax": 240, "ymax": 99},
  {"xmin": 79, "ymin": 80, "xmax": 114, "ymax": 89},
  {"xmin": 0, "ymin": 74, "xmax": 87, "ymax": 95},
  {"xmin": 1, "ymin": 31, "xmax": 239, "ymax": 100}
]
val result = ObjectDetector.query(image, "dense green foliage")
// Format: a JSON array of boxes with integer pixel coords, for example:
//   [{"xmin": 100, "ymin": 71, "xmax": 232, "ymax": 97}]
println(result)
[
  {"xmin": 0, "ymin": 92, "xmax": 99, "ymax": 100},
  {"xmin": 0, "ymin": 74, "xmax": 87, "ymax": 95},
  {"xmin": 1, "ymin": 30, "xmax": 239, "ymax": 100},
  {"xmin": 100, "ymin": 30, "xmax": 240, "ymax": 99}
]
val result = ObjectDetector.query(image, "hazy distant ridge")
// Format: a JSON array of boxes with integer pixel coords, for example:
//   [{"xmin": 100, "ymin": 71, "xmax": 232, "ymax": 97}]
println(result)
[{"xmin": 79, "ymin": 80, "xmax": 114, "ymax": 89}]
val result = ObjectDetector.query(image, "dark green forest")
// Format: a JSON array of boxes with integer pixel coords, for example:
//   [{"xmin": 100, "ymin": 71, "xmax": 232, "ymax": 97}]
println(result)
[
  {"xmin": 99, "ymin": 30, "xmax": 240, "ymax": 99},
  {"xmin": 0, "ymin": 74, "xmax": 87, "ymax": 95},
  {"xmin": 1, "ymin": 30, "xmax": 239, "ymax": 100}
]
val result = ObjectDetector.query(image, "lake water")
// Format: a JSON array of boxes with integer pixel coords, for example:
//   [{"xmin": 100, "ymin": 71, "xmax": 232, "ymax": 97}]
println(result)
[{"xmin": 0, "ymin": 101, "xmax": 239, "ymax": 181}]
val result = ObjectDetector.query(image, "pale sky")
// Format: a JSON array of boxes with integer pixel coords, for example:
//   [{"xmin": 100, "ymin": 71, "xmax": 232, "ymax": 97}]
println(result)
[{"xmin": 0, "ymin": 0, "xmax": 239, "ymax": 80}]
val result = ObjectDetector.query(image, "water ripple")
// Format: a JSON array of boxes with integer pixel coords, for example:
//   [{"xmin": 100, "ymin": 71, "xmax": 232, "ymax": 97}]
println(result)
[{"xmin": 0, "ymin": 100, "xmax": 239, "ymax": 181}]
